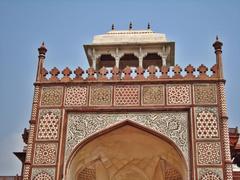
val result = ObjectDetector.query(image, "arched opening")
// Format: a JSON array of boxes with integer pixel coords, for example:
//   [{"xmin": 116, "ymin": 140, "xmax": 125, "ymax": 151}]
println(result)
[
  {"xmin": 97, "ymin": 54, "xmax": 115, "ymax": 70},
  {"xmin": 65, "ymin": 122, "xmax": 188, "ymax": 180},
  {"xmin": 119, "ymin": 54, "xmax": 139, "ymax": 69},
  {"xmin": 143, "ymin": 53, "xmax": 162, "ymax": 69}
]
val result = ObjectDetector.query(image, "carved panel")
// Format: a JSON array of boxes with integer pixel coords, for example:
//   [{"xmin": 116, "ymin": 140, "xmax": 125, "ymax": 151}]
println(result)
[
  {"xmin": 33, "ymin": 143, "xmax": 58, "ymax": 165},
  {"xmin": 90, "ymin": 86, "xmax": 112, "ymax": 106},
  {"xmin": 65, "ymin": 111, "xmax": 189, "ymax": 165},
  {"xmin": 31, "ymin": 168, "xmax": 55, "ymax": 180},
  {"xmin": 196, "ymin": 142, "xmax": 222, "ymax": 165},
  {"xmin": 40, "ymin": 86, "xmax": 63, "ymax": 106},
  {"xmin": 193, "ymin": 84, "xmax": 217, "ymax": 104},
  {"xmin": 194, "ymin": 107, "xmax": 219, "ymax": 139},
  {"xmin": 36, "ymin": 109, "xmax": 61, "ymax": 140},
  {"xmin": 197, "ymin": 168, "xmax": 223, "ymax": 180},
  {"xmin": 166, "ymin": 84, "xmax": 191, "ymax": 105},
  {"xmin": 114, "ymin": 85, "xmax": 140, "ymax": 106},
  {"xmin": 64, "ymin": 86, "xmax": 88, "ymax": 106},
  {"xmin": 142, "ymin": 85, "xmax": 164, "ymax": 105}
]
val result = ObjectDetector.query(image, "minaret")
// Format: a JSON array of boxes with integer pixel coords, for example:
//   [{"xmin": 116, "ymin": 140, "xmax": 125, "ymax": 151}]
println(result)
[
  {"xmin": 213, "ymin": 36, "xmax": 223, "ymax": 79},
  {"xmin": 36, "ymin": 42, "xmax": 47, "ymax": 82}
]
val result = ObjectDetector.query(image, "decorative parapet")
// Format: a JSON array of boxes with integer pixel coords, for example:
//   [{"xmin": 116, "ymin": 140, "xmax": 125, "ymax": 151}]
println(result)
[{"xmin": 38, "ymin": 64, "xmax": 220, "ymax": 83}]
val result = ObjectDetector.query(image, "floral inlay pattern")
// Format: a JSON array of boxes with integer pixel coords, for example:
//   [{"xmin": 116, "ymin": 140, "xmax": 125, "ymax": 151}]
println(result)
[
  {"xmin": 142, "ymin": 85, "xmax": 164, "ymax": 105},
  {"xmin": 40, "ymin": 87, "xmax": 63, "ymax": 106},
  {"xmin": 65, "ymin": 111, "xmax": 189, "ymax": 164}
]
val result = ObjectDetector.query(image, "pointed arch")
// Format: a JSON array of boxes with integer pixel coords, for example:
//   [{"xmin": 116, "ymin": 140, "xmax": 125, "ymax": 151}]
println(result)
[{"xmin": 65, "ymin": 120, "xmax": 188, "ymax": 180}]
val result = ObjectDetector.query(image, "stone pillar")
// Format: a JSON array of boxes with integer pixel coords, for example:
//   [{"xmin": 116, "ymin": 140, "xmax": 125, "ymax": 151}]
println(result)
[
  {"xmin": 162, "ymin": 55, "xmax": 167, "ymax": 66},
  {"xmin": 219, "ymin": 82, "xmax": 233, "ymax": 180},
  {"xmin": 139, "ymin": 47, "xmax": 143, "ymax": 67},
  {"xmin": 139, "ymin": 56, "xmax": 143, "ymax": 67},
  {"xmin": 115, "ymin": 48, "xmax": 120, "ymax": 68},
  {"xmin": 213, "ymin": 37, "xmax": 233, "ymax": 179},
  {"xmin": 115, "ymin": 56, "xmax": 120, "ymax": 68},
  {"xmin": 22, "ymin": 85, "xmax": 41, "ymax": 180},
  {"xmin": 92, "ymin": 48, "xmax": 97, "ymax": 70},
  {"xmin": 92, "ymin": 58, "xmax": 97, "ymax": 69},
  {"xmin": 158, "ymin": 45, "xmax": 170, "ymax": 67}
]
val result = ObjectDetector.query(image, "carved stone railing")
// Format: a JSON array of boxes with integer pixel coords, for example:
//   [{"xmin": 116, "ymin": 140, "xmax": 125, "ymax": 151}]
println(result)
[{"xmin": 38, "ymin": 64, "xmax": 219, "ymax": 83}]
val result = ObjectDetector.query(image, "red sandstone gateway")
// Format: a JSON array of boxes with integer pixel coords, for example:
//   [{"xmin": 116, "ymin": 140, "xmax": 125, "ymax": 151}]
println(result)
[{"xmin": 12, "ymin": 25, "xmax": 240, "ymax": 180}]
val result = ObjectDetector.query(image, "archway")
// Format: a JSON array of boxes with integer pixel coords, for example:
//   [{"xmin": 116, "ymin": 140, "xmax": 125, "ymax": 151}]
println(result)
[
  {"xmin": 143, "ymin": 53, "xmax": 162, "ymax": 69},
  {"xmin": 65, "ymin": 122, "xmax": 188, "ymax": 180},
  {"xmin": 119, "ymin": 54, "xmax": 139, "ymax": 69},
  {"xmin": 97, "ymin": 54, "xmax": 115, "ymax": 69}
]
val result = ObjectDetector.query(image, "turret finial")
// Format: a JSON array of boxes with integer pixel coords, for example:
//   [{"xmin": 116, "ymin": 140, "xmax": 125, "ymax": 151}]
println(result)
[
  {"xmin": 213, "ymin": 35, "xmax": 223, "ymax": 51},
  {"xmin": 147, "ymin": 22, "xmax": 151, "ymax": 29},
  {"xmin": 129, "ymin": 22, "xmax": 132, "ymax": 30},
  {"xmin": 112, "ymin": 24, "xmax": 115, "ymax": 30},
  {"xmin": 38, "ymin": 41, "xmax": 47, "ymax": 56}
]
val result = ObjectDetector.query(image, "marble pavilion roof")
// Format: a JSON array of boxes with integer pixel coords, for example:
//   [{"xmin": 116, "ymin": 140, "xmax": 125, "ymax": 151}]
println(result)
[{"xmin": 92, "ymin": 29, "xmax": 168, "ymax": 44}]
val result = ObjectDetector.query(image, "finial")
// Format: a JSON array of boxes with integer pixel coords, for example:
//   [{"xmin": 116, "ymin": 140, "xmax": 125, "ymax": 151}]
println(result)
[
  {"xmin": 38, "ymin": 41, "xmax": 47, "ymax": 56},
  {"xmin": 147, "ymin": 22, "xmax": 151, "ymax": 29},
  {"xmin": 213, "ymin": 35, "xmax": 223, "ymax": 51},
  {"xmin": 129, "ymin": 22, "xmax": 132, "ymax": 30},
  {"xmin": 112, "ymin": 24, "xmax": 115, "ymax": 30}
]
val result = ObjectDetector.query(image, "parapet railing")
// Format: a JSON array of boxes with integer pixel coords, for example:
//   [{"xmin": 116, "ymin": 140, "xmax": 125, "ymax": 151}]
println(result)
[{"xmin": 38, "ymin": 64, "xmax": 220, "ymax": 83}]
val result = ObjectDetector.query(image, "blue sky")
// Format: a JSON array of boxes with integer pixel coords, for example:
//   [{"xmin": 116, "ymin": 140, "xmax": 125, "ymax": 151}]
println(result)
[{"xmin": 0, "ymin": 0, "xmax": 239, "ymax": 175}]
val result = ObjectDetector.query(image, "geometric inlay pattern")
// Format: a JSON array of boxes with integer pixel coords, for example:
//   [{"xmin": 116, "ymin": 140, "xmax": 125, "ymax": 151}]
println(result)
[
  {"xmin": 198, "ymin": 168, "xmax": 223, "ymax": 180},
  {"xmin": 201, "ymin": 172, "xmax": 221, "ymax": 180},
  {"xmin": 37, "ymin": 109, "xmax": 61, "ymax": 140},
  {"xmin": 165, "ymin": 167, "xmax": 182, "ymax": 180},
  {"xmin": 90, "ymin": 86, "xmax": 112, "ymax": 106},
  {"xmin": 114, "ymin": 85, "xmax": 140, "ymax": 106},
  {"xmin": 31, "ymin": 168, "xmax": 55, "ymax": 180},
  {"xmin": 195, "ymin": 107, "xmax": 219, "ymax": 139},
  {"xmin": 33, "ymin": 143, "xmax": 58, "ymax": 165},
  {"xmin": 64, "ymin": 86, "xmax": 88, "ymax": 106},
  {"xmin": 194, "ymin": 84, "xmax": 217, "ymax": 104},
  {"xmin": 142, "ymin": 85, "xmax": 164, "ymax": 105},
  {"xmin": 40, "ymin": 86, "xmax": 63, "ymax": 106},
  {"xmin": 166, "ymin": 84, "xmax": 191, "ymax": 105},
  {"xmin": 78, "ymin": 167, "xmax": 96, "ymax": 180},
  {"xmin": 33, "ymin": 172, "xmax": 52, "ymax": 180},
  {"xmin": 196, "ymin": 142, "xmax": 222, "ymax": 165},
  {"xmin": 65, "ymin": 111, "xmax": 189, "ymax": 165}
]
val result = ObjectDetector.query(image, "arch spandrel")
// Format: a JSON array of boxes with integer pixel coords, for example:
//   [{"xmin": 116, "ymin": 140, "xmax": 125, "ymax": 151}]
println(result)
[{"xmin": 64, "ymin": 111, "xmax": 189, "ymax": 179}]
